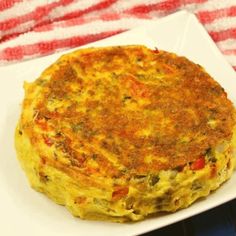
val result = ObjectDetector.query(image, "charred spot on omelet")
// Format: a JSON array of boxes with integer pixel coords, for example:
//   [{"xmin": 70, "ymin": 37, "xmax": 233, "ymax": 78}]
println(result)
[{"xmin": 15, "ymin": 45, "xmax": 236, "ymax": 222}]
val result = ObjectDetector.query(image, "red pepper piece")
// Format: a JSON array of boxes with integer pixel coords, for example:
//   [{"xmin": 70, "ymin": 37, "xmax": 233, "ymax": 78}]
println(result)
[
  {"xmin": 162, "ymin": 64, "xmax": 175, "ymax": 74},
  {"xmin": 43, "ymin": 136, "xmax": 53, "ymax": 146},
  {"xmin": 210, "ymin": 164, "xmax": 217, "ymax": 178},
  {"xmin": 153, "ymin": 47, "xmax": 159, "ymax": 53},
  {"xmin": 122, "ymin": 74, "xmax": 151, "ymax": 98},
  {"xmin": 190, "ymin": 156, "xmax": 205, "ymax": 170},
  {"xmin": 112, "ymin": 186, "xmax": 129, "ymax": 201},
  {"xmin": 35, "ymin": 118, "xmax": 48, "ymax": 130}
]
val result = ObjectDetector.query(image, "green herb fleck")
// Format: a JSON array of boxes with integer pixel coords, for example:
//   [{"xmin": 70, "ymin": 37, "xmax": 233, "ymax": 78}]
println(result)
[
  {"xmin": 149, "ymin": 175, "xmax": 160, "ymax": 186},
  {"xmin": 91, "ymin": 154, "xmax": 98, "ymax": 160},
  {"xmin": 71, "ymin": 122, "xmax": 84, "ymax": 132},
  {"xmin": 122, "ymin": 95, "xmax": 132, "ymax": 102}
]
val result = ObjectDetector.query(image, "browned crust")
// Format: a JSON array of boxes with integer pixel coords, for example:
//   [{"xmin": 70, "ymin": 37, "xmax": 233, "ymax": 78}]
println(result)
[{"xmin": 19, "ymin": 45, "xmax": 235, "ymax": 181}]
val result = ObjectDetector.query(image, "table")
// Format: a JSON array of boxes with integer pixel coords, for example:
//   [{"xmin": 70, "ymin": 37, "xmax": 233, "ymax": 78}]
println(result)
[{"xmin": 141, "ymin": 199, "xmax": 236, "ymax": 236}]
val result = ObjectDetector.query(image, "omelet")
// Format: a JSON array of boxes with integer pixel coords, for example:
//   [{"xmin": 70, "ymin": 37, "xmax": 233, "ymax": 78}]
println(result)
[{"xmin": 15, "ymin": 45, "xmax": 236, "ymax": 222}]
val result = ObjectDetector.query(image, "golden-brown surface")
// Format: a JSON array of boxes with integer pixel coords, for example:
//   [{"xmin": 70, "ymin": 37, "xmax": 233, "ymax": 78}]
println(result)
[{"xmin": 15, "ymin": 45, "xmax": 236, "ymax": 222}]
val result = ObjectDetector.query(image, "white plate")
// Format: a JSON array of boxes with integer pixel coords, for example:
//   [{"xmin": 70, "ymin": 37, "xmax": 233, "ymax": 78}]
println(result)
[{"xmin": 0, "ymin": 10, "xmax": 235, "ymax": 236}]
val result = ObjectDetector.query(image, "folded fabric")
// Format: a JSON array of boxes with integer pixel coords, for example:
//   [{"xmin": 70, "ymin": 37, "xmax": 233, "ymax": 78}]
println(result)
[{"xmin": 0, "ymin": 0, "xmax": 235, "ymax": 70}]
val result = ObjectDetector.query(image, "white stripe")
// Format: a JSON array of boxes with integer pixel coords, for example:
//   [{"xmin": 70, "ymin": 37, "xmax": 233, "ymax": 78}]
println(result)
[
  {"xmin": 193, "ymin": 0, "xmax": 236, "ymax": 13},
  {"xmin": 217, "ymin": 39, "xmax": 236, "ymax": 50},
  {"xmin": 48, "ymin": 0, "xmax": 104, "ymax": 19},
  {"xmin": 110, "ymin": 0, "xmax": 160, "ymax": 12},
  {"xmin": 0, "ymin": 20, "xmax": 36, "ymax": 38},
  {"xmin": 148, "ymin": 11, "xmax": 167, "ymax": 18},
  {"xmin": 0, "ymin": 0, "xmax": 59, "ymax": 21},
  {"xmin": 146, "ymin": 0, "xmax": 212, "ymax": 18},
  {"xmin": 204, "ymin": 16, "xmax": 236, "ymax": 32},
  {"xmin": 112, "ymin": 0, "xmax": 236, "ymax": 15},
  {"xmin": 0, "ymin": 17, "xmax": 153, "ymax": 49},
  {"xmin": 224, "ymin": 54, "xmax": 236, "ymax": 65}
]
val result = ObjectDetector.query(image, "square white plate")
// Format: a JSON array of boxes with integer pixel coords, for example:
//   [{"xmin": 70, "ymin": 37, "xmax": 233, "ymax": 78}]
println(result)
[{"xmin": 0, "ymin": 10, "xmax": 235, "ymax": 236}]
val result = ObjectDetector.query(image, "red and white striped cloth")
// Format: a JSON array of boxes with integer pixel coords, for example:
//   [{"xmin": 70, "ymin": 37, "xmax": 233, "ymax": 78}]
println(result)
[{"xmin": 0, "ymin": 0, "xmax": 235, "ymax": 70}]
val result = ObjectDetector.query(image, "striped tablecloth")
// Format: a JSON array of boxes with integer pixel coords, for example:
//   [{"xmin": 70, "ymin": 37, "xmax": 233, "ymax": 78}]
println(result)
[{"xmin": 0, "ymin": 0, "xmax": 235, "ymax": 70}]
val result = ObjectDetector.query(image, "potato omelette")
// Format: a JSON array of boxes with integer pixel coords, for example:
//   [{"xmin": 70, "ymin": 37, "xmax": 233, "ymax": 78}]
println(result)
[{"xmin": 15, "ymin": 45, "xmax": 236, "ymax": 222}]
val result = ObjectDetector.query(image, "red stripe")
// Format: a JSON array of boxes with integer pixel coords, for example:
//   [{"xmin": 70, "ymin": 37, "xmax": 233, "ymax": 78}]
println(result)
[
  {"xmin": 0, "ymin": 30, "xmax": 124, "ymax": 61},
  {"xmin": 233, "ymin": 66, "xmax": 236, "ymax": 70},
  {"xmin": 197, "ymin": 6, "xmax": 236, "ymax": 24},
  {"xmin": 101, "ymin": 12, "xmax": 152, "ymax": 21},
  {"xmin": 125, "ymin": 0, "xmax": 207, "ymax": 14},
  {"xmin": 0, "ymin": 32, "xmax": 20, "ymax": 43},
  {"xmin": 223, "ymin": 49, "xmax": 236, "ymax": 55},
  {"xmin": 0, "ymin": 0, "xmax": 22, "ymax": 11},
  {"xmin": 210, "ymin": 28, "xmax": 236, "ymax": 42},
  {"xmin": 38, "ymin": 11, "xmax": 151, "ymax": 30},
  {"xmin": 37, "ymin": 12, "xmax": 150, "ymax": 31},
  {"xmin": 0, "ymin": 0, "xmax": 74, "ymax": 31},
  {"xmin": 100, "ymin": 13, "xmax": 122, "ymax": 21},
  {"xmin": 125, "ymin": 0, "xmax": 180, "ymax": 14},
  {"xmin": 55, "ymin": 0, "xmax": 118, "ymax": 22},
  {"xmin": 52, "ymin": 13, "xmax": 122, "ymax": 28},
  {"xmin": 34, "ymin": 24, "xmax": 54, "ymax": 32}
]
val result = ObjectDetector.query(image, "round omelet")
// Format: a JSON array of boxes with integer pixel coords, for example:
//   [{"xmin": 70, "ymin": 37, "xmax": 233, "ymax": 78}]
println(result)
[{"xmin": 15, "ymin": 45, "xmax": 236, "ymax": 222}]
